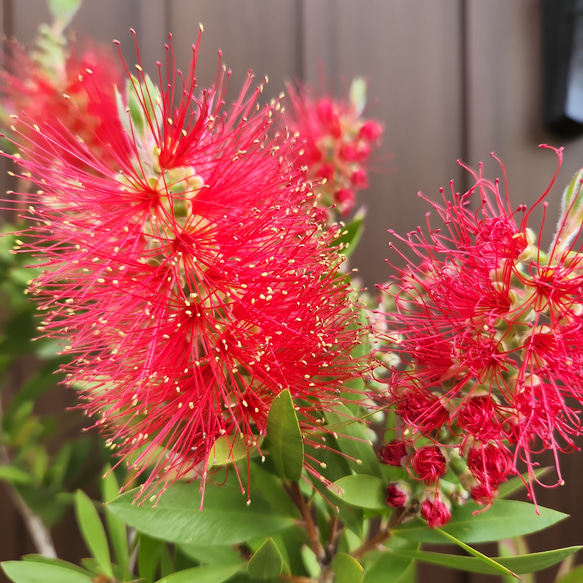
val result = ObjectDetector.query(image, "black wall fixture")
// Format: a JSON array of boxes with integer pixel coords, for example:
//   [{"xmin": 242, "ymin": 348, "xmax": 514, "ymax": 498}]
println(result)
[{"xmin": 542, "ymin": 0, "xmax": 583, "ymax": 136}]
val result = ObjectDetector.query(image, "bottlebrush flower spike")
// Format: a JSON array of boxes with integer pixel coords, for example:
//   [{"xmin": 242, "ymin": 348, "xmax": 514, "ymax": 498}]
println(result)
[
  {"xmin": 378, "ymin": 146, "xmax": 583, "ymax": 524},
  {"xmin": 0, "ymin": 30, "xmax": 126, "ymax": 163},
  {"xmin": 3, "ymin": 29, "xmax": 367, "ymax": 502},
  {"xmin": 283, "ymin": 77, "xmax": 383, "ymax": 217}
]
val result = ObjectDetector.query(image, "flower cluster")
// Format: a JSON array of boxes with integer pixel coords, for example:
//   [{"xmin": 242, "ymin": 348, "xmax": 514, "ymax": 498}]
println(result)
[
  {"xmin": 283, "ymin": 78, "xmax": 383, "ymax": 217},
  {"xmin": 4, "ymin": 31, "xmax": 367, "ymax": 499},
  {"xmin": 378, "ymin": 147, "xmax": 583, "ymax": 526},
  {"xmin": 0, "ymin": 27, "xmax": 124, "ymax": 163}
]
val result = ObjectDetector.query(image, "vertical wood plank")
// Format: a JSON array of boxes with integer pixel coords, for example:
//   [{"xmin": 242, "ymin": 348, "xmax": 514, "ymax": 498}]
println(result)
[{"xmin": 169, "ymin": 0, "xmax": 302, "ymax": 103}]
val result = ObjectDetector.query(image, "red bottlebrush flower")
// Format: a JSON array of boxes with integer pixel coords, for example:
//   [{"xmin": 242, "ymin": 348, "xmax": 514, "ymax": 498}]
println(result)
[
  {"xmin": 0, "ymin": 38, "xmax": 127, "ymax": 163},
  {"xmin": 467, "ymin": 443, "xmax": 512, "ymax": 490},
  {"xmin": 5, "ymin": 30, "xmax": 367, "ymax": 500},
  {"xmin": 420, "ymin": 493, "xmax": 451, "ymax": 528},
  {"xmin": 283, "ymin": 78, "xmax": 383, "ymax": 217},
  {"xmin": 382, "ymin": 146, "xmax": 583, "ymax": 506},
  {"xmin": 378, "ymin": 439, "xmax": 408, "ymax": 466},
  {"xmin": 385, "ymin": 481, "xmax": 411, "ymax": 509},
  {"xmin": 411, "ymin": 446, "xmax": 447, "ymax": 484},
  {"xmin": 393, "ymin": 387, "xmax": 449, "ymax": 436}
]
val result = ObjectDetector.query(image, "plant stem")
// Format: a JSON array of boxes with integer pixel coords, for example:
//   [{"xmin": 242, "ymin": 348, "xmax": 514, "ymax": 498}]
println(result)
[{"xmin": 287, "ymin": 481, "xmax": 327, "ymax": 563}]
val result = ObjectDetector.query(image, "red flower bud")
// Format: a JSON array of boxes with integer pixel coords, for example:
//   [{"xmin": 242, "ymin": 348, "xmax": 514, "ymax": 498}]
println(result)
[
  {"xmin": 358, "ymin": 120, "xmax": 383, "ymax": 141},
  {"xmin": 420, "ymin": 494, "xmax": 451, "ymax": 528},
  {"xmin": 385, "ymin": 481, "xmax": 411, "ymax": 508},
  {"xmin": 378, "ymin": 440, "xmax": 408, "ymax": 466},
  {"xmin": 412, "ymin": 446, "xmax": 447, "ymax": 484}
]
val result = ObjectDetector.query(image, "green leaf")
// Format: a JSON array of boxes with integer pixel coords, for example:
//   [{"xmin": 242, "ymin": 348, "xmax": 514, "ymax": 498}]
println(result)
[
  {"xmin": 497, "ymin": 467, "xmax": 550, "ymax": 499},
  {"xmin": 139, "ymin": 534, "xmax": 165, "ymax": 583},
  {"xmin": 154, "ymin": 563, "xmax": 241, "ymax": 583},
  {"xmin": 349, "ymin": 77, "xmax": 368, "ymax": 116},
  {"xmin": 0, "ymin": 466, "xmax": 32, "ymax": 485},
  {"xmin": 332, "ymin": 212, "xmax": 365, "ymax": 257},
  {"xmin": 101, "ymin": 467, "xmax": 130, "ymax": 579},
  {"xmin": 108, "ymin": 479, "xmax": 295, "ymax": 546},
  {"xmin": 22, "ymin": 555, "xmax": 90, "ymax": 577},
  {"xmin": 208, "ymin": 434, "xmax": 259, "ymax": 468},
  {"xmin": 362, "ymin": 552, "xmax": 414, "ymax": 583},
  {"xmin": 330, "ymin": 553, "xmax": 364, "ymax": 583},
  {"xmin": 392, "ymin": 545, "xmax": 581, "ymax": 576},
  {"xmin": 557, "ymin": 565, "xmax": 583, "ymax": 583},
  {"xmin": 247, "ymin": 538, "xmax": 284, "ymax": 580},
  {"xmin": 2, "ymin": 561, "xmax": 93, "ymax": 583},
  {"xmin": 324, "ymin": 405, "xmax": 381, "ymax": 477},
  {"xmin": 554, "ymin": 167, "xmax": 583, "ymax": 252},
  {"xmin": 178, "ymin": 543, "xmax": 243, "ymax": 566},
  {"xmin": 433, "ymin": 527, "xmax": 518, "ymax": 578},
  {"xmin": 47, "ymin": 0, "xmax": 82, "ymax": 29},
  {"xmin": 266, "ymin": 389, "xmax": 304, "ymax": 481},
  {"xmin": 74, "ymin": 490, "xmax": 113, "ymax": 578},
  {"xmin": 330, "ymin": 474, "xmax": 387, "ymax": 510},
  {"xmin": 395, "ymin": 499, "xmax": 568, "ymax": 544}
]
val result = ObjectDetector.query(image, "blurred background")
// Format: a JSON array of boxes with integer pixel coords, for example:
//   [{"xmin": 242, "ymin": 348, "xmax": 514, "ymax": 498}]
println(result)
[{"xmin": 0, "ymin": 1, "xmax": 582, "ymax": 581}]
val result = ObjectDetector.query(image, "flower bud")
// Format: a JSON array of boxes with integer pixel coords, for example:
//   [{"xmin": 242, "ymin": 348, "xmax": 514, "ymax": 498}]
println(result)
[
  {"xmin": 385, "ymin": 481, "xmax": 411, "ymax": 509},
  {"xmin": 412, "ymin": 446, "xmax": 447, "ymax": 484},
  {"xmin": 378, "ymin": 439, "xmax": 408, "ymax": 466},
  {"xmin": 420, "ymin": 493, "xmax": 451, "ymax": 528}
]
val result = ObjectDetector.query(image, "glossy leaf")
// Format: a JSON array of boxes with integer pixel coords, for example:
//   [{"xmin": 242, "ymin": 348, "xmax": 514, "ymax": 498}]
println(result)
[
  {"xmin": 154, "ymin": 563, "xmax": 242, "ymax": 583},
  {"xmin": 330, "ymin": 474, "xmax": 387, "ymax": 510},
  {"xmin": 362, "ymin": 552, "xmax": 415, "ymax": 583},
  {"xmin": 2, "ymin": 561, "xmax": 93, "ymax": 583},
  {"xmin": 178, "ymin": 543, "xmax": 243, "ymax": 566},
  {"xmin": 331, "ymin": 553, "xmax": 364, "ymax": 583},
  {"xmin": 74, "ymin": 490, "xmax": 113, "ymax": 578},
  {"xmin": 266, "ymin": 389, "xmax": 304, "ymax": 481},
  {"xmin": 395, "ymin": 500, "xmax": 568, "ymax": 544},
  {"xmin": 392, "ymin": 545, "xmax": 581, "ymax": 575},
  {"xmin": 247, "ymin": 538, "xmax": 284, "ymax": 580},
  {"xmin": 497, "ymin": 467, "xmax": 550, "ymax": 499},
  {"xmin": 108, "ymin": 479, "xmax": 295, "ymax": 546}
]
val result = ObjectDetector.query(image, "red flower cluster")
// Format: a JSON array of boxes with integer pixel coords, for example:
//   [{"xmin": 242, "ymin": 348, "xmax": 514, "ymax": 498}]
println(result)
[
  {"xmin": 5, "ymin": 31, "xmax": 366, "ymax": 499},
  {"xmin": 283, "ymin": 79, "xmax": 383, "ymax": 217},
  {"xmin": 379, "ymin": 147, "xmax": 583, "ymax": 524},
  {"xmin": 0, "ymin": 39, "xmax": 125, "ymax": 163}
]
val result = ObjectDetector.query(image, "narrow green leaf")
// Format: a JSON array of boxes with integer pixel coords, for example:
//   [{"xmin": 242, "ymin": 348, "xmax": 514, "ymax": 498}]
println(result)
[
  {"xmin": 108, "ymin": 479, "xmax": 295, "ymax": 546},
  {"xmin": 391, "ymin": 545, "xmax": 581, "ymax": 576},
  {"xmin": 101, "ymin": 467, "xmax": 130, "ymax": 579},
  {"xmin": 266, "ymin": 389, "xmax": 304, "ymax": 481},
  {"xmin": 247, "ymin": 538, "xmax": 284, "ymax": 580},
  {"xmin": 22, "ymin": 555, "xmax": 90, "ymax": 577},
  {"xmin": 74, "ymin": 490, "xmax": 113, "ymax": 578},
  {"xmin": 433, "ymin": 527, "xmax": 518, "ymax": 578},
  {"xmin": 139, "ymin": 534, "xmax": 165, "ymax": 583},
  {"xmin": 332, "ymin": 212, "xmax": 365, "ymax": 257},
  {"xmin": 331, "ymin": 553, "xmax": 364, "ymax": 583},
  {"xmin": 362, "ymin": 552, "xmax": 415, "ymax": 583},
  {"xmin": 2, "ymin": 561, "xmax": 93, "ymax": 583},
  {"xmin": 154, "ymin": 563, "xmax": 241, "ymax": 583},
  {"xmin": 554, "ymin": 167, "xmax": 583, "ymax": 252},
  {"xmin": 497, "ymin": 467, "xmax": 550, "ymax": 499},
  {"xmin": 0, "ymin": 466, "xmax": 32, "ymax": 485},
  {"xmin": 395, "ymin": 500, "xmax": 568, "ymax": 544},
  {"xmin": 330, "ymin": 474, "xmax": 387, "ymax": 510}
]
